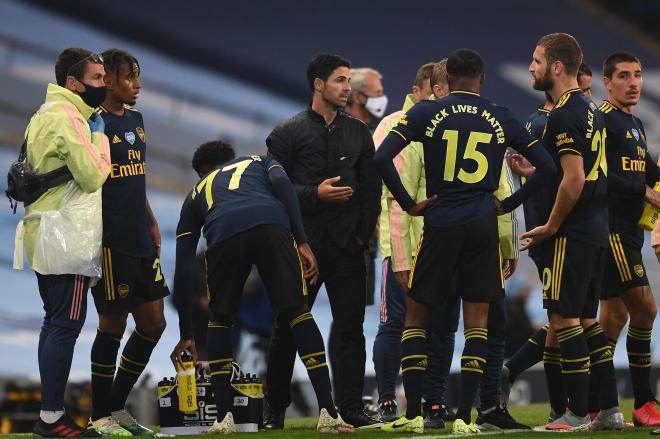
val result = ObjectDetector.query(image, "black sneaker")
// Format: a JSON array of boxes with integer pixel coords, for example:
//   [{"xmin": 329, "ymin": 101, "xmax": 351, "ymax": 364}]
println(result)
[
  {"xmin": 340, "ymin": 408, "xmax": 382, "ymax": 429},
  {"xmin": 424, "ymin": 402, "xmax": 456, "ymax": 422},
  {"xmin": 262, "ymin": 399, "xmax": 285, "ymax": 430},
  {"xmin": 34, "ymin": 415, "xmax": 101, "ymax": 437},
  {"xmin": 501, "ymin": 406, "xmax": 531, "ymax": 429},
  {"xmin": 475, "ymin": 406, "xmax": 531, "ymax": 430},
  {"xmin": 378, "ymin": 399, "xmax": 398, "ymax": 423},
  {"xmin": 423, "ymin": 403, "xmax": 446, "ymax": 429}
]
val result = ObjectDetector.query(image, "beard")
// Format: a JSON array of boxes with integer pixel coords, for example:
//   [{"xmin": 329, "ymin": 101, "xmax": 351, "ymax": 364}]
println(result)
[
  {"xmin": 322, "ymin": 89, "xmax": 347, "ymax": 110},
  {"xmin": 533, "ymin": 65, "xmax": 554, "ymax": 91}
]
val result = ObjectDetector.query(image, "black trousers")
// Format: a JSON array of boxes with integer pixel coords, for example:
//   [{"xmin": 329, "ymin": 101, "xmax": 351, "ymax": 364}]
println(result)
[{"xmin": 266, "ymin": 234, "xmax": 367, "ymax": 412}]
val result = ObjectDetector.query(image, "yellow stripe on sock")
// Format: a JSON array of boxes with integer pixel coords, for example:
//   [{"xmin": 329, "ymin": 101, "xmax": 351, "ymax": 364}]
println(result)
[
  {"xmin": 134, "ymin": 330, "xmax": 158, "ymax": 343},
  {"xmin": 402, "ymin": 330, "xmax": 427, "ymax": 335},
  {"xmin": 560, "ymin": 356, "xmax": 589, "ymax": 363},
  {"xmin": 461, "ymin": 367, "xmax": 484, "ymax": 374},
  {"xmin": 403, "ymin": 328, "xmax": 427, "ymax": 335},
  {"xmin": 289, "ymin": 313, "xmax": 313, "ymax": 328},
  {"xmin": 402, "ymin": 367, "xmax": 426, "ymax": 373},
  {"xmin": 586, "ymin": 330, "xmax": 604, "ymax": 339},
  {"xmin": 91, "ymin": 362, "xmax": 116, "ymax": 368},
  {"xmin": 465, "ymin": 335, "xmax": 488, "ymax": 340},
  {"xmin": 92, "ymin": 372, "xmax": 116, "ymax": 378},
  {"xmin": 118, "ymin": 365, "xmax": 141, "ymax": 375},
  {"xmin": 300, "ymin": 351, "xmax": 325, "ymax": 360},
  {"xmin": 556, "ymin": 327, "xmax": 583, "ymax": 342},
  {"xmin": 464, "ymin": 328, "xmax": 488, "ymax": 334},
  {"xmin": 590, "ymin": 358, "xmax": 613, "ymax": 367}
]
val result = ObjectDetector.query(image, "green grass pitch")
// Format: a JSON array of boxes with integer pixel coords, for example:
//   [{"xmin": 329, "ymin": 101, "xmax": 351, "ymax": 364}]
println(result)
[{"xmin": 2, "ymin": 400, "xmax": 658, "ymax": 437}]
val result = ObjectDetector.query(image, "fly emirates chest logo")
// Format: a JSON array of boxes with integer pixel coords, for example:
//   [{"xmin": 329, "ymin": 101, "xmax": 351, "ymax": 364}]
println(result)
[{"xmin": 110, "ymin": 148, "xmax": 146, "ymax": 178}]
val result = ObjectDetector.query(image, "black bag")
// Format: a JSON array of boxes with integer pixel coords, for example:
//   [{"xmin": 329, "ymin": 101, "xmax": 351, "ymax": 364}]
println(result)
[{"xmin": 6, "ymin": 139, "xmax": 73, "ymax": 213}]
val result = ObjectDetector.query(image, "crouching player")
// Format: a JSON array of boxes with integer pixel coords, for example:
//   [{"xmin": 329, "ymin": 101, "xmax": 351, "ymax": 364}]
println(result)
[{"xmin": 170, "ymin": 141, "xmax": 353, "ymax": 434}]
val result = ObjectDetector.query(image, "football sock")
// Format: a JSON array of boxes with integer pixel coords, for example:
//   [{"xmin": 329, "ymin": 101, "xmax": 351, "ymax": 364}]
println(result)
[
  {"xmin": 289, "ymin": 312, "xmax": 337, "ymax": 418},
  {"xmin": 91, "ymin": 330, "xmax": 121, "ymax": 420},
  {"xmin": 556, "ymin": 325, "xmax": 589, "ymax": 417},
  {"xmin": 207, "ymin": 322, "xmax": 234, "ymax": 421},
  {"xmin": 543, "ymin": 347, "xmax": 566, "ymax": 417},
  {"xmin": 585, "ymin": 323, "xmax": 618, "ymax": 411},
  {"xmin": 401, "ymin": 327, "xmax": 428, "ymax": 419},
  {"xmin": 110, "ymin": 329, "xmax": 159, "ymax": 412},
  {"xmin": 506, "ymin": 324, "xmax": 548, "ymax": 382},
  {"xmin": 456, "ymin": 327, "xmax": 488, "ymax": 424},
  {"xmin": 627, "ymin": 326, "xmax": 654, "ymax": 409}
]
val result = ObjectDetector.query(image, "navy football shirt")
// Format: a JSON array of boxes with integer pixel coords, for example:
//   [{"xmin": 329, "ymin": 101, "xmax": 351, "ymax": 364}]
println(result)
[
  {"xmin": 99, "ymin": 106, "xmax": 153, "ymax": 257},
  {"xmin": 521, "ymin": 106, "xmax": 550, "ymax": 232},
  {"xmin": 539, "ymin": 89, "xmax": 609, "ymax": 248},
  {"xmin": 383, "ymin": 91, "xmax": 545, "ymax": 227},
  {"xmin": 176, "ymin": 155, "xmax": 292, "ymax": 246},
  {"xmin": 601, "ymin": 100, "xmax": 660, "ymax": 248},
  {"xmin": 525, "ymin": 106, "xmax": 550, "ymax": 141}
]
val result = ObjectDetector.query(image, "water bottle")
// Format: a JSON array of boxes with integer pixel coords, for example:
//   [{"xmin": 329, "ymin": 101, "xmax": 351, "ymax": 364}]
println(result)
[
  {"xmin": 177, "ymin": 351, "xmax": 197, "ymax": 412},
  {"xmin": 157, "ymin": 377, "xmax": 173, "ymax": 397},
  {"xmin": 639, "ymin": 182, "xmax": 660, "ymax": 231}
]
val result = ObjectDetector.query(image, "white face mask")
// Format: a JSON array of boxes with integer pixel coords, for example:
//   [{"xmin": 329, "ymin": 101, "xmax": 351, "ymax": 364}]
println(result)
[{"xmin": 364, "ymin": 94, "xmax": 388, "ymax": 118}]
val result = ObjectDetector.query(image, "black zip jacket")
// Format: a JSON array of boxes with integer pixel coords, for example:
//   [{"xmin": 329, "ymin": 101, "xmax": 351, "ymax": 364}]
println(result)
[{"xmin": 266, "ymin": 108, "xmax": 381, "ymax": 250}]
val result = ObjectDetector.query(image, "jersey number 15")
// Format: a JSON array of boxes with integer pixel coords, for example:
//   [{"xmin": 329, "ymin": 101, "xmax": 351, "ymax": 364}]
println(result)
[{"xmin": 442, "ymin": 130, "xmax": 492, "ymax": 184}]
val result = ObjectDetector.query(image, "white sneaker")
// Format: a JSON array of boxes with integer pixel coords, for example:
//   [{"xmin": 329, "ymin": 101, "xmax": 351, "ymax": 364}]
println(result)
[
  {"xmin": 88, "ymin": 416, "xmax": 132, "ymax": 436},
  {"xmin": 317, "ymin": 408, "xmax": 354, "ymax": 433},
  {"xmin": 589, "ymin": 407, "xmax": 625, "ymax": 431},
  {"xmin": 538, "ymin": 409, "xmax": 590, "ymax": 431},
  {"xmin": 203, "ymin": 412, "xmax": 235, "ymax": 434}
]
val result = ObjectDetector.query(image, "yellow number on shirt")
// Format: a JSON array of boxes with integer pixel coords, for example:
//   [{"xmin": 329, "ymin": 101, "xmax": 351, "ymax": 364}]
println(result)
[
  {"xmin": 586, "ymin": 129, "xmax": 607, "ymax": 181},
  {"xmin": 442, "ymin": 130, "xmax": 492, "ymax": 183},
  {"xmin": 192, "ymin": 169, "xmax": 220, "ymax": 210},
  {"xmin": 222, "ymin": 158, "xmax": 255, "ymax": 190}
]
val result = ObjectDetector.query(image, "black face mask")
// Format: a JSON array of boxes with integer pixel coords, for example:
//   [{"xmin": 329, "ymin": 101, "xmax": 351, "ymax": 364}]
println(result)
[{"xmin": 78, "ymin": 81, "xmax": 107, "ymax": 108}]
